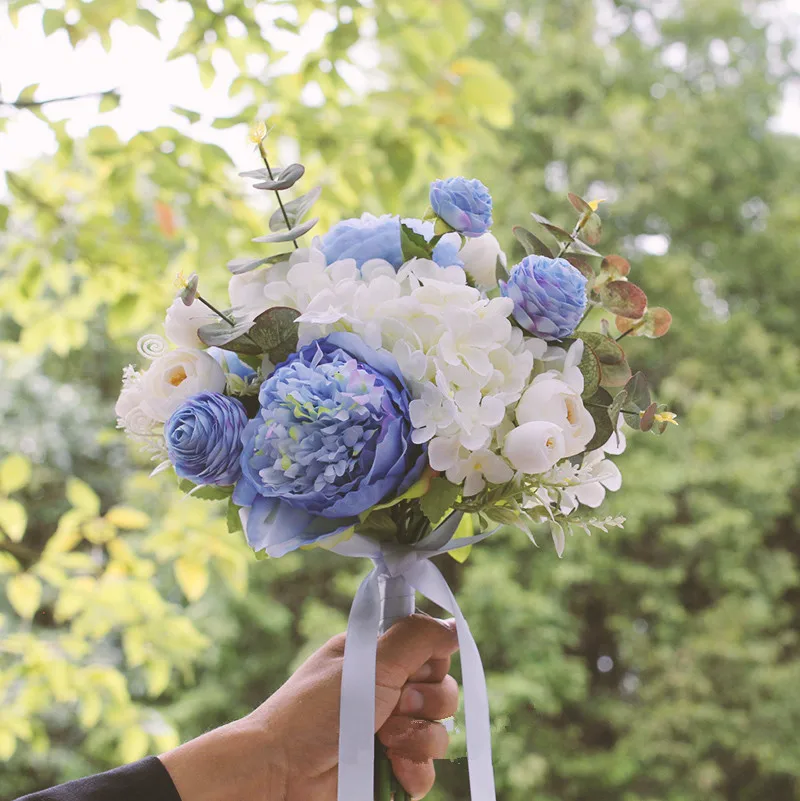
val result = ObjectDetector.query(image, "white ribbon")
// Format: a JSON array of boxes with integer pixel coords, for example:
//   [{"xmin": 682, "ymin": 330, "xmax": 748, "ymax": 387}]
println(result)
[{"xmin": 332, "ymin": 514, "xmax": 498, "ymax": 801}]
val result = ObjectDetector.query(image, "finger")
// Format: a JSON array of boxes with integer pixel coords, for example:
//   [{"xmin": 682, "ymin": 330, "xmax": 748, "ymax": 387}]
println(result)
[
  {"xmin": 389, "ymin": 755, "xmax": 436, "ymax": 800},
  {"xmin": 378, "ymin": 717, "xmax": 449, "ymax": 761},
  {"xmin": 397, "ymin": 674, "xmax": 459, "ymax": 720},
  {"xmin": 408, "ymin": 655, "xmax": 451, "ymax": 683},
  {"xmin": 376, "ymin": 616, "xmax": 458, "ymax": 691}
]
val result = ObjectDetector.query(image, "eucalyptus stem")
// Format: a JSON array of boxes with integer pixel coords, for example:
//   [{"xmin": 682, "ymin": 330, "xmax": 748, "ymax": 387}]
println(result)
[
  {"xmin": 555, "ymin": 215, "xmax": 585, "ymax": 259},
  {"xmin": 615, "ymin": 321, "xmax": 644, "ymax": 342},
  {"xmin": 258, "ymin": 141, "xmax": 299, "ymax": 250}
]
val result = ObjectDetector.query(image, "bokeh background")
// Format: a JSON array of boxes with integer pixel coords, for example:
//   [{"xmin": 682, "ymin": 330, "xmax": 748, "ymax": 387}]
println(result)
[{"xmin": 1, "ymin": 1, "xmax": 799, "ymax": 799}]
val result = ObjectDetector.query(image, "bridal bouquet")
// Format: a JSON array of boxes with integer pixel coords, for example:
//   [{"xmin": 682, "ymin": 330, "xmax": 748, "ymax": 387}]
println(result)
[{"xmin": 116, "ymin": 126, "xmax": 674, "ymax": 801}]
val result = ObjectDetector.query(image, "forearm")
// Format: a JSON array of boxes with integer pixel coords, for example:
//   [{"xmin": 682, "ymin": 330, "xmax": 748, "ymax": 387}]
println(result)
[{"xmin": 159, "ymin": 717, "xmax": 287, "ymax": 801}]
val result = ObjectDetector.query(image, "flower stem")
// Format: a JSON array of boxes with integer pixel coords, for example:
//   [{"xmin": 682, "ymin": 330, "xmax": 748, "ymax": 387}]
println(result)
[
  {"xmin": 555, "ymin": 217, "xmax": 584, "ymax": 260},
  {"xmin": 196, "ymin": 294, "xmax": 237, "ymax": 328},
  {"xmin": 258, "ymin": 141, "xmax": 299, "ymax": 250},
  {"xmin": 615, "ymin": 321, "xmax": 644, "ymax": 341}
]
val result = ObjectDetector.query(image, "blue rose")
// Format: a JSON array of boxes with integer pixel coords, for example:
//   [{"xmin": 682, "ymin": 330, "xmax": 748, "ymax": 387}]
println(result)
[
  {"xmin": 429, "ymin": 177, "xmax": 493, "ymax": 237},
  {"xmin": 165, "ymin": 392, "xmax": 249, "ymax": 486},
  {"xmin": 500, "ymin": 255, "xmax": 588, "ymax": 340},
  {"xmin": 318, "ymin": 213, "xmax": 462, "ymax": 269},
  {"xmin": 207, "ymin": 347, "xmax": 256, "ymax": 380},
  {"xmin": 233, "ymin": 332, "xmax": 427, "ymax": 557}
]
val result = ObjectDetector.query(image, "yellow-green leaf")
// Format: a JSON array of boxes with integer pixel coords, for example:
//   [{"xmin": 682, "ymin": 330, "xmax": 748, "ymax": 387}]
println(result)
[
  {"xmin": 7, "ymin": 573, "xmax": 42, "ymax": 619},
  {"xmin": 105, "ymin": 506, "xmax": 150, "ymax": 530},
  {"xmin": 0, "ymin": 499, "xmax": 27, "ymax": 542},
  {"xmin": 66, "ymin": 478, "xmax": 100, "ymax": 515},
  {"xmin": 119, "ymin": 728, "xmax": 149, "ymax": 764},
  {"xmin": 0, "ymin": 454, "xmax": 32, "ymax": 495},
  {"xmin": 448, "ymin": 514, "xmax": 475, "ymax": 564},
  {"xmin": 175, "ymin": 557, "xmax": 209, "ymax": 602},
  {"xmin": 0, "ymin": 730, "xmax": 16, "ymax": 761}
]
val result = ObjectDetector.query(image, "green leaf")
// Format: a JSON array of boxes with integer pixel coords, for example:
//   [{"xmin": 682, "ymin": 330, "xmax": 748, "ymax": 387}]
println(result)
[
  {"xmin": 99, "ymin": 93, "xmax": 120, "ymax": 113},
  {"xmin": 42, "ymin": 9, "xmax": 63, "ymax": 36},
  {"xmin": 568, "ymin": 192, "xmax": 593, "ymax": 215},
  {"xmin": 17, "ymin": 83, "xmax": 39, "ymax": 104},
  {"xmin": 400, "ymin": 222, "xmax": 434, "ymax": 261},
  {"xmin": 227, "ymin": 252, "xmax": 292, "ymax": 275},
  {"xmin": 495, "ymin": 255, "xmax": 509, "ymax": 284},
  {"xmin": 0, "ymin": 454, "xmax": 32, "ymax": 495},
  {"xmin": 227, "ymin": 499, "xmax": 243, "ymax": 534},
  {"xmin": 420, "ymin": 477, "xmax": 461, "ymax": 526},
  {"xmin": 624, "ymin": 372, "xmax": 652, "ymax": 413},
  {"xmin": 639, "ymin": 402, "xmax": 658, "ymax": 432},
  {"xmin": 354, "ymin": 509, "xmax": 398, "ymax": 542},
  {"xmin": 512, "ymin": 225, "xmax": 553, "ymax": 258},
  {"xmin": 581, "ymin": 212, "xmax": 602, "ymax": 245},
  {"xmin": 607, "ymin": 389, "xmax": 629, "ymax": 430},
  {"xmin": 584, "ymin": 387, "xmax": 614, "ymax": 451},
  {"xmin": 577, "ymin": 341, "xmax": 601, "ymax": 398},
  {"xmin": 198, "ymin": 313, "xmax": 260, "ymax": 353},
  {"xmin": 248, "ymin": 307, "xmax": 300, "ymax": 363},
  {"xmin": 7, "ymin": 573, "xmax": 41, "ymax": 619},
  {"xmin": 252, "ymin": 217, "xmax": 318, "ymax": 243},
  {"xmin": 0, "ymin": 499, "xmax": 27, "ymax": 542},
  {"xmin": 172, "ymin": 105, "xmax": 201, "ymax": 124},
  {"xmin": 178, "ymin": 479, "xmax": 234, "ymax": 501},
  {"xmin": 598, "ymin": 281, "xmax": 648, "ymax": 319},
  {"xmin": 268, "ymin": 186, "xmax": 322, "ymax": 232},
  {"xmin": 66, "ymin": 478, "xmax": 100, "ymax": 515},
  {"xmin": 565, "ymin": 255, "xmax": 595, "ymax": 280}
]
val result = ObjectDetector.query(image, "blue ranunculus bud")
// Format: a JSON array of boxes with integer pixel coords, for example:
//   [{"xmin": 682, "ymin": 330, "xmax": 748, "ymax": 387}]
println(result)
[
  {"xmin": 500, "ymin": 255, "xmax": 588, "ymax": 340},
  {"xmin": 233, "ymin": 332, "xmax": 427, "ymax": 557},
  {"xmin": 318, "ymin": 214, "xmax": 462, "ymax": 269},
  {"xmin": 429, "ymin": 177, "xmax": 493, "ymax": 237},
  {"xmin": 165, "ymin": 392, "xmax": 249, "ymax": 486}
]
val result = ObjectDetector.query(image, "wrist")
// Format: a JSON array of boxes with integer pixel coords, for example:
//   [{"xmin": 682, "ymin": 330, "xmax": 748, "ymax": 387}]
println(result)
[{"xmin": 160, "ymin": 716, "xmax": 287, "ymax": 801}]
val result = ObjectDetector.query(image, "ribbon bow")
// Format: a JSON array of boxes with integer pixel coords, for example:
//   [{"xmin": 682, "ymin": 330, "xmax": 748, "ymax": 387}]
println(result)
[{"xmin": 331, "ymin": 513, "xmax": 498, "ymax": 801}]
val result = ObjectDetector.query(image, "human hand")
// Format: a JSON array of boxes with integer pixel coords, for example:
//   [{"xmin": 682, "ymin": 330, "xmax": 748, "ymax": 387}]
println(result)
[{"xmin": 160, "ymin": 614, "xmax": 460, "ymax": 801}]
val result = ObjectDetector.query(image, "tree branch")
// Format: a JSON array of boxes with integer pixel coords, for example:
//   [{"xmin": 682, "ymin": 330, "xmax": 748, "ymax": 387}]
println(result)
[{"xmin": 1, "ymin": 88, "xmax": 118, "ymax": 110}]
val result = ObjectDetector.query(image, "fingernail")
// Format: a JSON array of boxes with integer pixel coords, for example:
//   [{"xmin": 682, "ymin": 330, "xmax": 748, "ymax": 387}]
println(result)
[{"xmin": 400, "ymin": 687, "xmax": 424, "ymax": 714}]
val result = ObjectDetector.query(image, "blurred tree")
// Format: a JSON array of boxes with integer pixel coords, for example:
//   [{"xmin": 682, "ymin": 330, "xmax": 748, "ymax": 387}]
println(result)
[{"xmin": 1, "ymin": 1, "xmax": 799, "ymax": 801}]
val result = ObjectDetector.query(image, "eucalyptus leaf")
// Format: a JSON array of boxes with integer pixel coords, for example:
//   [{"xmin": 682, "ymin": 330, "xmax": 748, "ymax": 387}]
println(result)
[
  {"xmin": 248, "ymin": 307, "xmax": 300, "ymax": 363},
  {"xmin": 639, "ymin": 402, "xmax": 658, "ymax": 432},
  {"xmin": 624, "ymin": 372, "xmax": 652, "ymax": 412},
  {"xmin": 598, "ymin": 280, "xmax": 648, "ymax": 319},
  {"xmin": 512, "ymin": 225, "xmax": 554, "ymax": 258},
  {"xmin": 253, "ymin": 163, "xmax": 305, "ymax": 191},
  {"xmin": 568, "ymin": 192, "xmax": 593, "ymax": 215},
  {"xmin": 197, "ymin": 313, "xmax": 257, "ymax": 350},
  {"xmin": 227, "ymin": 252, "xmax": 292, "ymax": 275},
  {"xmin": 582, "ymin": 212, "xmax": 603, "ymax": 245},
  {"xmin": 252, "ymin": 217, "xmax": 319, "ymax": 243},
  {"xmin": 496, "ymin": 255, "xmax": 509, "ymax": 284},
  {"xmin": 607, "ymin": 389, "xmax": 629, "ymax": 430},
  {"xmin": 584, "ymin": 387, "xmax": 614, "ymax": 451},
  {"xmin": 268, "ymin": 186, "xmax": 322, "ymax": 232}
]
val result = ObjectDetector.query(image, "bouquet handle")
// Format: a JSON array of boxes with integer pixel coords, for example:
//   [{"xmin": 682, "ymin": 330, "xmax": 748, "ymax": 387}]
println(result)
[{"xmin": 375, "ymin": 575, "xmax": 416, "ymax": 801}]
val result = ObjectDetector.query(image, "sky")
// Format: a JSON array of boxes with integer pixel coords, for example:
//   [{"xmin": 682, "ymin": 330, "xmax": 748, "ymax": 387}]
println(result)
[{"xmin": 0, "ymin": 1, "xmax": 798, "ymax": 182}]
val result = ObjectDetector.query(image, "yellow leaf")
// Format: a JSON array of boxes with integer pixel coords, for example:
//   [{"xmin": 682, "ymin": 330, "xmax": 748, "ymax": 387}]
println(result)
[
  {"xmin": 79, "ymin": 692, "xmax": 103, "ymax": 728},
  {"xmin": 82, "ymin": 518, "xmax": 116, "ymax": 544},
  {"xmin": 66, "ymin": 477, "xmax": 100, "ymax": 515},
  {"xmin": 0, "ymin": 454, "xmax": 32, "ymax": 495},
  {"xmin": 0, "ymin": 730, "xmax": 16, "ymax": 761},
  {"xmin": 7, "ymin": 573, "xmax": 42, "ymax": 619},
  {"xmin": 0, "ymin": 499, "xmax": 27, "ymax": 542},
  {"xmin": 174, "ymin": 557, "xmax": 209, "ymax": 601},
  {"xmin": 105, "ymin": 506, "xmax": 150, "ymax": 530},
  {"xmin": 448, "ymin": 514, "xmax": 475, "ymax": 564},
  {"xmin": 0, "ymin": 553, "xmax": 20, "ymax": 575},
  {"xmin": 119, "ymin": 728, "xmax": 149, "ymax": 765},
  {"xmin": 146, "ymin": 660, "xmax": 172, "ymax": 697}
]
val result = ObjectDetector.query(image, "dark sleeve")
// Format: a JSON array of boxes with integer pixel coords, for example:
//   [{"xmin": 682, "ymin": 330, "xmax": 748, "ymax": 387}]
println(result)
[{"xmin": 15, "ymin": 757, "xmax": 181, "ymax": 801}]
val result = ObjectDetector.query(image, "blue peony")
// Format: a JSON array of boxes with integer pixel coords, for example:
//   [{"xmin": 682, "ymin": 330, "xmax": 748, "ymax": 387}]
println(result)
[
  {"xmin": 500, "ymin": 255, "xmax": 588, "ymax": 340},
  {"xmin": 318, "ymin": 213, "xmax": 462, "ymax": 269},
  {"xmin": 166, "ymin": 392, "xmax": 249, "ymax": 486},
  {"xmin": 429, "ymin": 177, "xmax": 493, "ymax": 237},
  {"xmin": 233, "ymin": 332, "xmax": 427, "ymax": 557}
]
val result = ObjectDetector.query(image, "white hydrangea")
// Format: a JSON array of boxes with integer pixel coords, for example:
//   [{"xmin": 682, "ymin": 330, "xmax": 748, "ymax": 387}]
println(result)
[{"xmin": 261, "ymin": 247, "xmax": 539, "ymax": 494}]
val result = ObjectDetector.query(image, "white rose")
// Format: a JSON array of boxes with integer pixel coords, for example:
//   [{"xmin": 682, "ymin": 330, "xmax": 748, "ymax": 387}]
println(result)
[
  {"xmin": 164, "ymin": 298, "xmax": 218, "ymax": 349},
  {"xmin": 515, "ymin": 374, "xmax": 595, "ymax": 457},
  {"xmin": 229, "ymin": 270, "xmax": 270, "ymax": 316},
  {"xmin": 139, "ymin": 349, "xmax": 226, "ymax": 421},
  {"xmin": 503, "ymin": 421, "xmax": 566, "ymax": 474},
  {"xmin": 458, "ymin": 232, "xmax": 505, "ymax": 289},
  {"xmin": 115, "ymin": 381, "xmax": 159, "ymax": 436}
]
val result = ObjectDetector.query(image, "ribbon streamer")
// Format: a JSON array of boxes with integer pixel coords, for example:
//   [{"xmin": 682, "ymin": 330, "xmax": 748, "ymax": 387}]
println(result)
[{"xmin": 332, "ymin": 514, "xmax": 498, "ymax": 801}]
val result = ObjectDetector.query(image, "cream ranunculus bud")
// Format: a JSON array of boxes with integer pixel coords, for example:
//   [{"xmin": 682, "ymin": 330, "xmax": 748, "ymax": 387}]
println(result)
[
  {"xmin": 458, "ymin": 232, "xmax": 505, "ymax": 289},
  {"xmin": 515, "ymin": 374, "xmax": 595, "ymax": 457},
  {"xmin": 164, "ymin": 298, "xmax": 218, "ymax": 348},
  {"xmin": 139, "ymin": 349, "xmax": 226, "ymax": 421},
  {"xmin": 503, "ymin": 421, "xmax": 566, "ymax": 474}
]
